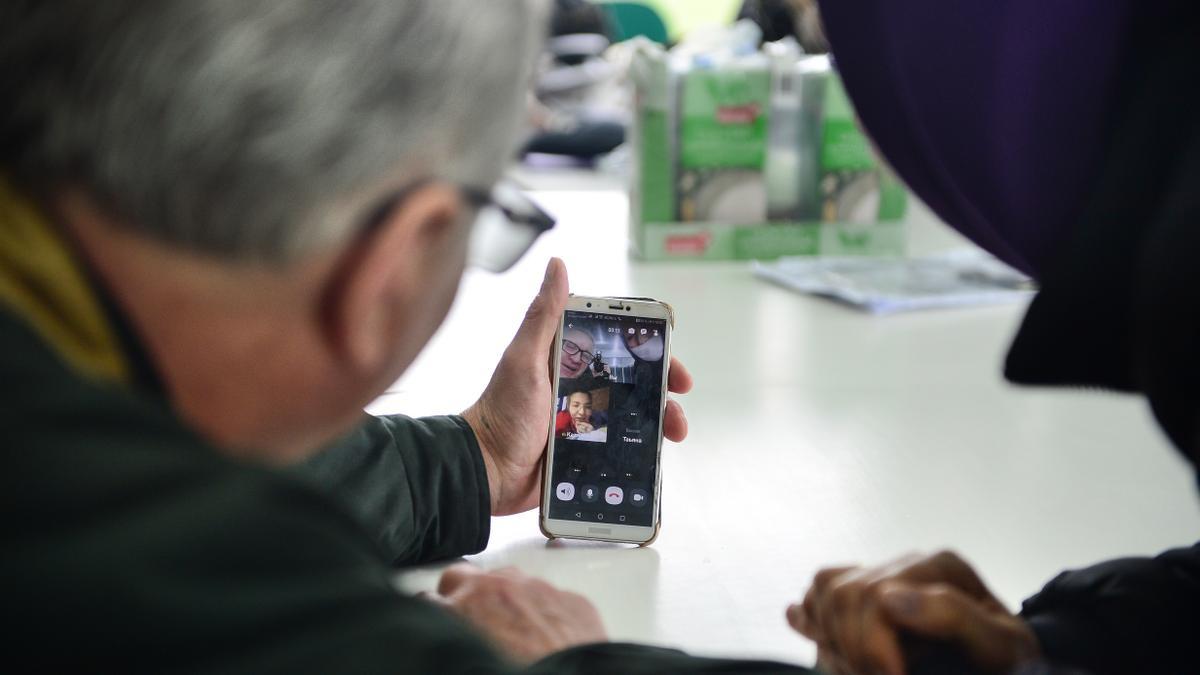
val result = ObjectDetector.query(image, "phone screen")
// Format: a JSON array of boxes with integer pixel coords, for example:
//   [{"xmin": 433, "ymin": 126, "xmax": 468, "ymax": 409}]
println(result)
[{"xmin": 547, "ymin": 309, "xmax": 669, "ymax": 527}]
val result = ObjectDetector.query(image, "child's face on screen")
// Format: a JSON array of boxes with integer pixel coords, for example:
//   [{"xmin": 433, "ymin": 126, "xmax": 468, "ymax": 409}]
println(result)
[{"xmin": 567, "ymin": 391, "xmax": 592, "ymax": 424}]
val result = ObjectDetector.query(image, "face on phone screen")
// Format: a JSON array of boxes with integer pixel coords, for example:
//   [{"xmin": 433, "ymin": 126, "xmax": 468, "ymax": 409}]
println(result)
[{"xmin": 548, "ymin": 309, "xmax": 668, "ymax": 527}]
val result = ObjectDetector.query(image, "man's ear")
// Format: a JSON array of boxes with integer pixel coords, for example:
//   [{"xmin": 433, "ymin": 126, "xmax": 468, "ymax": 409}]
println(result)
[{"xmin": 320, "ymin": 183, "xmax": 462, "ymax": 373}]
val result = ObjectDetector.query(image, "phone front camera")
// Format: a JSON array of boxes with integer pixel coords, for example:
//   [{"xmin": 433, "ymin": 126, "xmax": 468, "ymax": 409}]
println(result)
[{"xmin": 586, "ymin": 302, "xmax": 592, "ymax": 308}]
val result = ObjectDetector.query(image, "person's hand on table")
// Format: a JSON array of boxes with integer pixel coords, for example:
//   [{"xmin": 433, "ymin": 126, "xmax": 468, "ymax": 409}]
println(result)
[
  {"xmin": 463, "ymin": 257, "xmax": 693, "ymax": 516},
  {"xmin": 788, "ymin": 551, "xmax": 1040, "ymax": 675},
  {"xmin": 433, "ymin": 564, "xmax": 607, "ymax": 664}
]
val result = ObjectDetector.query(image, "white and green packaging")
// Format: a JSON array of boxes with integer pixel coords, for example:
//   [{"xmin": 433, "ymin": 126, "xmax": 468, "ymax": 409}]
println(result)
[{"xmin": 629, "ymin": 40, "xmax": 907, "ymax": 260}]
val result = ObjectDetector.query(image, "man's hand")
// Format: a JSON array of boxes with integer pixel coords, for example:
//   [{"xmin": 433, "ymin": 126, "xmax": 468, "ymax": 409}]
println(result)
[
  {"xmin": 463, "ymin": 258, "xmax": 693, "ymax": 515},
  {"xmin": 575, "ymin": 421, "xmax": 595, "ymax": 434},
  {"xmin": 434, "ymin": 564, "xmax": 607, "ymax": 664},
  {"xmin": 788, "ymin": 551, "xmax": 1040, "ymax": 675}
]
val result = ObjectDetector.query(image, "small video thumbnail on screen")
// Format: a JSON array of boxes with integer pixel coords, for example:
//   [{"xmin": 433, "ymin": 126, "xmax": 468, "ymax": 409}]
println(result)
[{"xmin": 556, "ymin": 312, "xmax": 666, "ymax": 444}]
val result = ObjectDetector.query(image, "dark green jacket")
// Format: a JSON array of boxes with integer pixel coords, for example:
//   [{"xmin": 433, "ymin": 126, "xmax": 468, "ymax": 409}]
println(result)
[{"xmin": 0, "ymin": 302, "xmax": 808, "ymax": 673}]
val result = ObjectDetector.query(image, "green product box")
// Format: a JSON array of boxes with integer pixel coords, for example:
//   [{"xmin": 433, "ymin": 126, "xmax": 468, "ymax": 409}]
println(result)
[
  {"xmin": 629, "ymin": 44, "xmax": 907, "ymax": 261},
  {"xmin": 676, "ymin": 65, "xmax": 771, "ymax": 225}
]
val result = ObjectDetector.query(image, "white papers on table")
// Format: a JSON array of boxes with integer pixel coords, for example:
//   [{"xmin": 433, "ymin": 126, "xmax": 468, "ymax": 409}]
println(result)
[{"xmin": 753, "ymin": 249, "xmax": 1036, "ymax": 315}]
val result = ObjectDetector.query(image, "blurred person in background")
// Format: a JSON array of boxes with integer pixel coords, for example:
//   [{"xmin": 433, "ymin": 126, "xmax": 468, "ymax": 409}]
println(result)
[
  {"xmin": 524, "ymin": 0, "xmax": 627, "ymax": 160},
  {"xmin": 792, "ymin": 3, "xmax": 1200, "ymax": 674},
  {"xmin": 738, "ymin": 0, "xmax": 829, "ymax": 53},
  {"xmin": 550, "ymin": 0, "xmax": 611, "ymax": 39}
]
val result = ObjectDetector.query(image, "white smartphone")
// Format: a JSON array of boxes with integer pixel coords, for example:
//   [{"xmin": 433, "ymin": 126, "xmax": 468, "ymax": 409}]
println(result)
[{"xmin": 540, "ymin": 295, "xmax": 673, "ymax": 545}]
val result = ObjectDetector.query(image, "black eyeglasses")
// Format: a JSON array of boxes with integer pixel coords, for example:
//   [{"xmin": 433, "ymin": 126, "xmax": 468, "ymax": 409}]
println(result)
[
  {"xmin": 464, "ymin": 181, "xmax": 556, "ymax": 272},
  {"xmin": 561, "ymin": 339, "xmax": 593, "ymax": 363},
  {"xmin": 360, "ymin": 178, "xmax": 556, "ymax": 273}
]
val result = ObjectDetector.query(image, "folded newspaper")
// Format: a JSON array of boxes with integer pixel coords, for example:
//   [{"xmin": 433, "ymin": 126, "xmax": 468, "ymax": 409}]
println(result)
[{"xmin": 753, "ymin": 249, "xmax": 1036, "ymax": 314}]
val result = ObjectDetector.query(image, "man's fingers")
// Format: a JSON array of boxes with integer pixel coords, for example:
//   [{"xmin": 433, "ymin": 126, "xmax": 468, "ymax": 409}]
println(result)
[
  {"xmin": 663, "ymin": 357, "xmax": 692, "ymax": 442},
  {"xmin": 416, "ymin": 590, "xmax": 452, "ymax": 608},
  {"xmin": 437, "ymin": 563, "xmax": 485, "ymax": 596},
  {"xmin": 666, "ymin": 357, "xmax": 693, "ymax": 394},
  {"xmin": 490, "ymin": 566, "xmax": 528, "ymax": 581},
  {"xmin": 511, "ymin": 258, "xmax": 569, "ymax": 360},
  {"xmin": 663, "ymin": 398, "xmax": 687, "ymax": 442}
]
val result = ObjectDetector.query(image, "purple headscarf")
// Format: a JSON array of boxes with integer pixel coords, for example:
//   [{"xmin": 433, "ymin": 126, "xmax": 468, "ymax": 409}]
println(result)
[{"xmin": 819, "ymin": 1, "xmax": 1131, "ymax": 278}]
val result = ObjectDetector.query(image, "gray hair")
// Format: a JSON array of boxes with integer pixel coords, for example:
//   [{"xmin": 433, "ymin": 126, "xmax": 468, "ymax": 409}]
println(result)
[{"xmin": 0, "ymin": 0, "xmax": 547, "ymax": 262}]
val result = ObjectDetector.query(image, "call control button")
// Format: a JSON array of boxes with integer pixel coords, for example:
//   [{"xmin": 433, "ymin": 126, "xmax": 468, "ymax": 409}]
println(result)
[
  {"xmin": 555, "ymin": 482, "xmax": 575, "ymax": 501},
  {"xmin": 630, "ymin": 489, "xmax": 649, "ymax": 507},
  {"xmin": 604, "ymin": 486, "xmax": 624, "ymax": 505}
]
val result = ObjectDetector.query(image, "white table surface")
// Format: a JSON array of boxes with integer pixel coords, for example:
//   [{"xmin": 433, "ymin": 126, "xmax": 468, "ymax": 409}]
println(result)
[{"xmin": 377, "ymin": 187, "xmax": 1200, "ymax": 668}]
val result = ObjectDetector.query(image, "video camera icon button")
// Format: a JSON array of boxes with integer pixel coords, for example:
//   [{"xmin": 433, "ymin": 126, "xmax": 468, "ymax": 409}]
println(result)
[
  {"xmin": 555, "ymin": 482, "xmax": 575, "ymax": 501},
  {"xmin": 630, "ymin": 489, "xmax": 649, "ymax": 507},
  {"xmin": 604, "ymin": 486, "xmax": 624, "ymax": 505}
]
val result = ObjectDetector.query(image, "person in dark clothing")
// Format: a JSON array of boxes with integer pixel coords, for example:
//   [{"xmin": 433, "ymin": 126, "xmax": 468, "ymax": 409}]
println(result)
[
  {"xmin": 791, "ymin": 2, "xmax": 1200, "ymax": 674},
  {"xmin": 0, "ymin": 1, "xmax": 820, "ymax": 672}
]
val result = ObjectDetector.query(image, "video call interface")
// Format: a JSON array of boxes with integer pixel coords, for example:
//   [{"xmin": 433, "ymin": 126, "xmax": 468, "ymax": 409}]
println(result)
[{"xmin": 548, "ymin": 309, "xmax": 668, "ymax": 528}]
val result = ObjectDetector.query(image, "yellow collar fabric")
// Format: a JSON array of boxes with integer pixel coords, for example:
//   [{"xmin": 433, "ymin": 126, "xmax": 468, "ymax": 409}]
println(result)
[{"xmin": 0, "ymin": 177, "xmax": 130, "ymax": 385}]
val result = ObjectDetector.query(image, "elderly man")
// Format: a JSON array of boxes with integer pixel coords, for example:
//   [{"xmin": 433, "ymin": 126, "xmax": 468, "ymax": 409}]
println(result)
[
  {"xmin": 0, "ymin": 1, "xmax": 818, "ymax": 672},
  {"xmin": 560, "ymin": 327, "xmax": 598, "ymax": 379}
]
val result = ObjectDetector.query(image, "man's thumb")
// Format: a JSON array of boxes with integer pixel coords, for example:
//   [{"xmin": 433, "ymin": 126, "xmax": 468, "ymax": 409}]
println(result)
[{"xmin": 513, "ymin": 258, "xmax": 568, "ymax": 354}]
